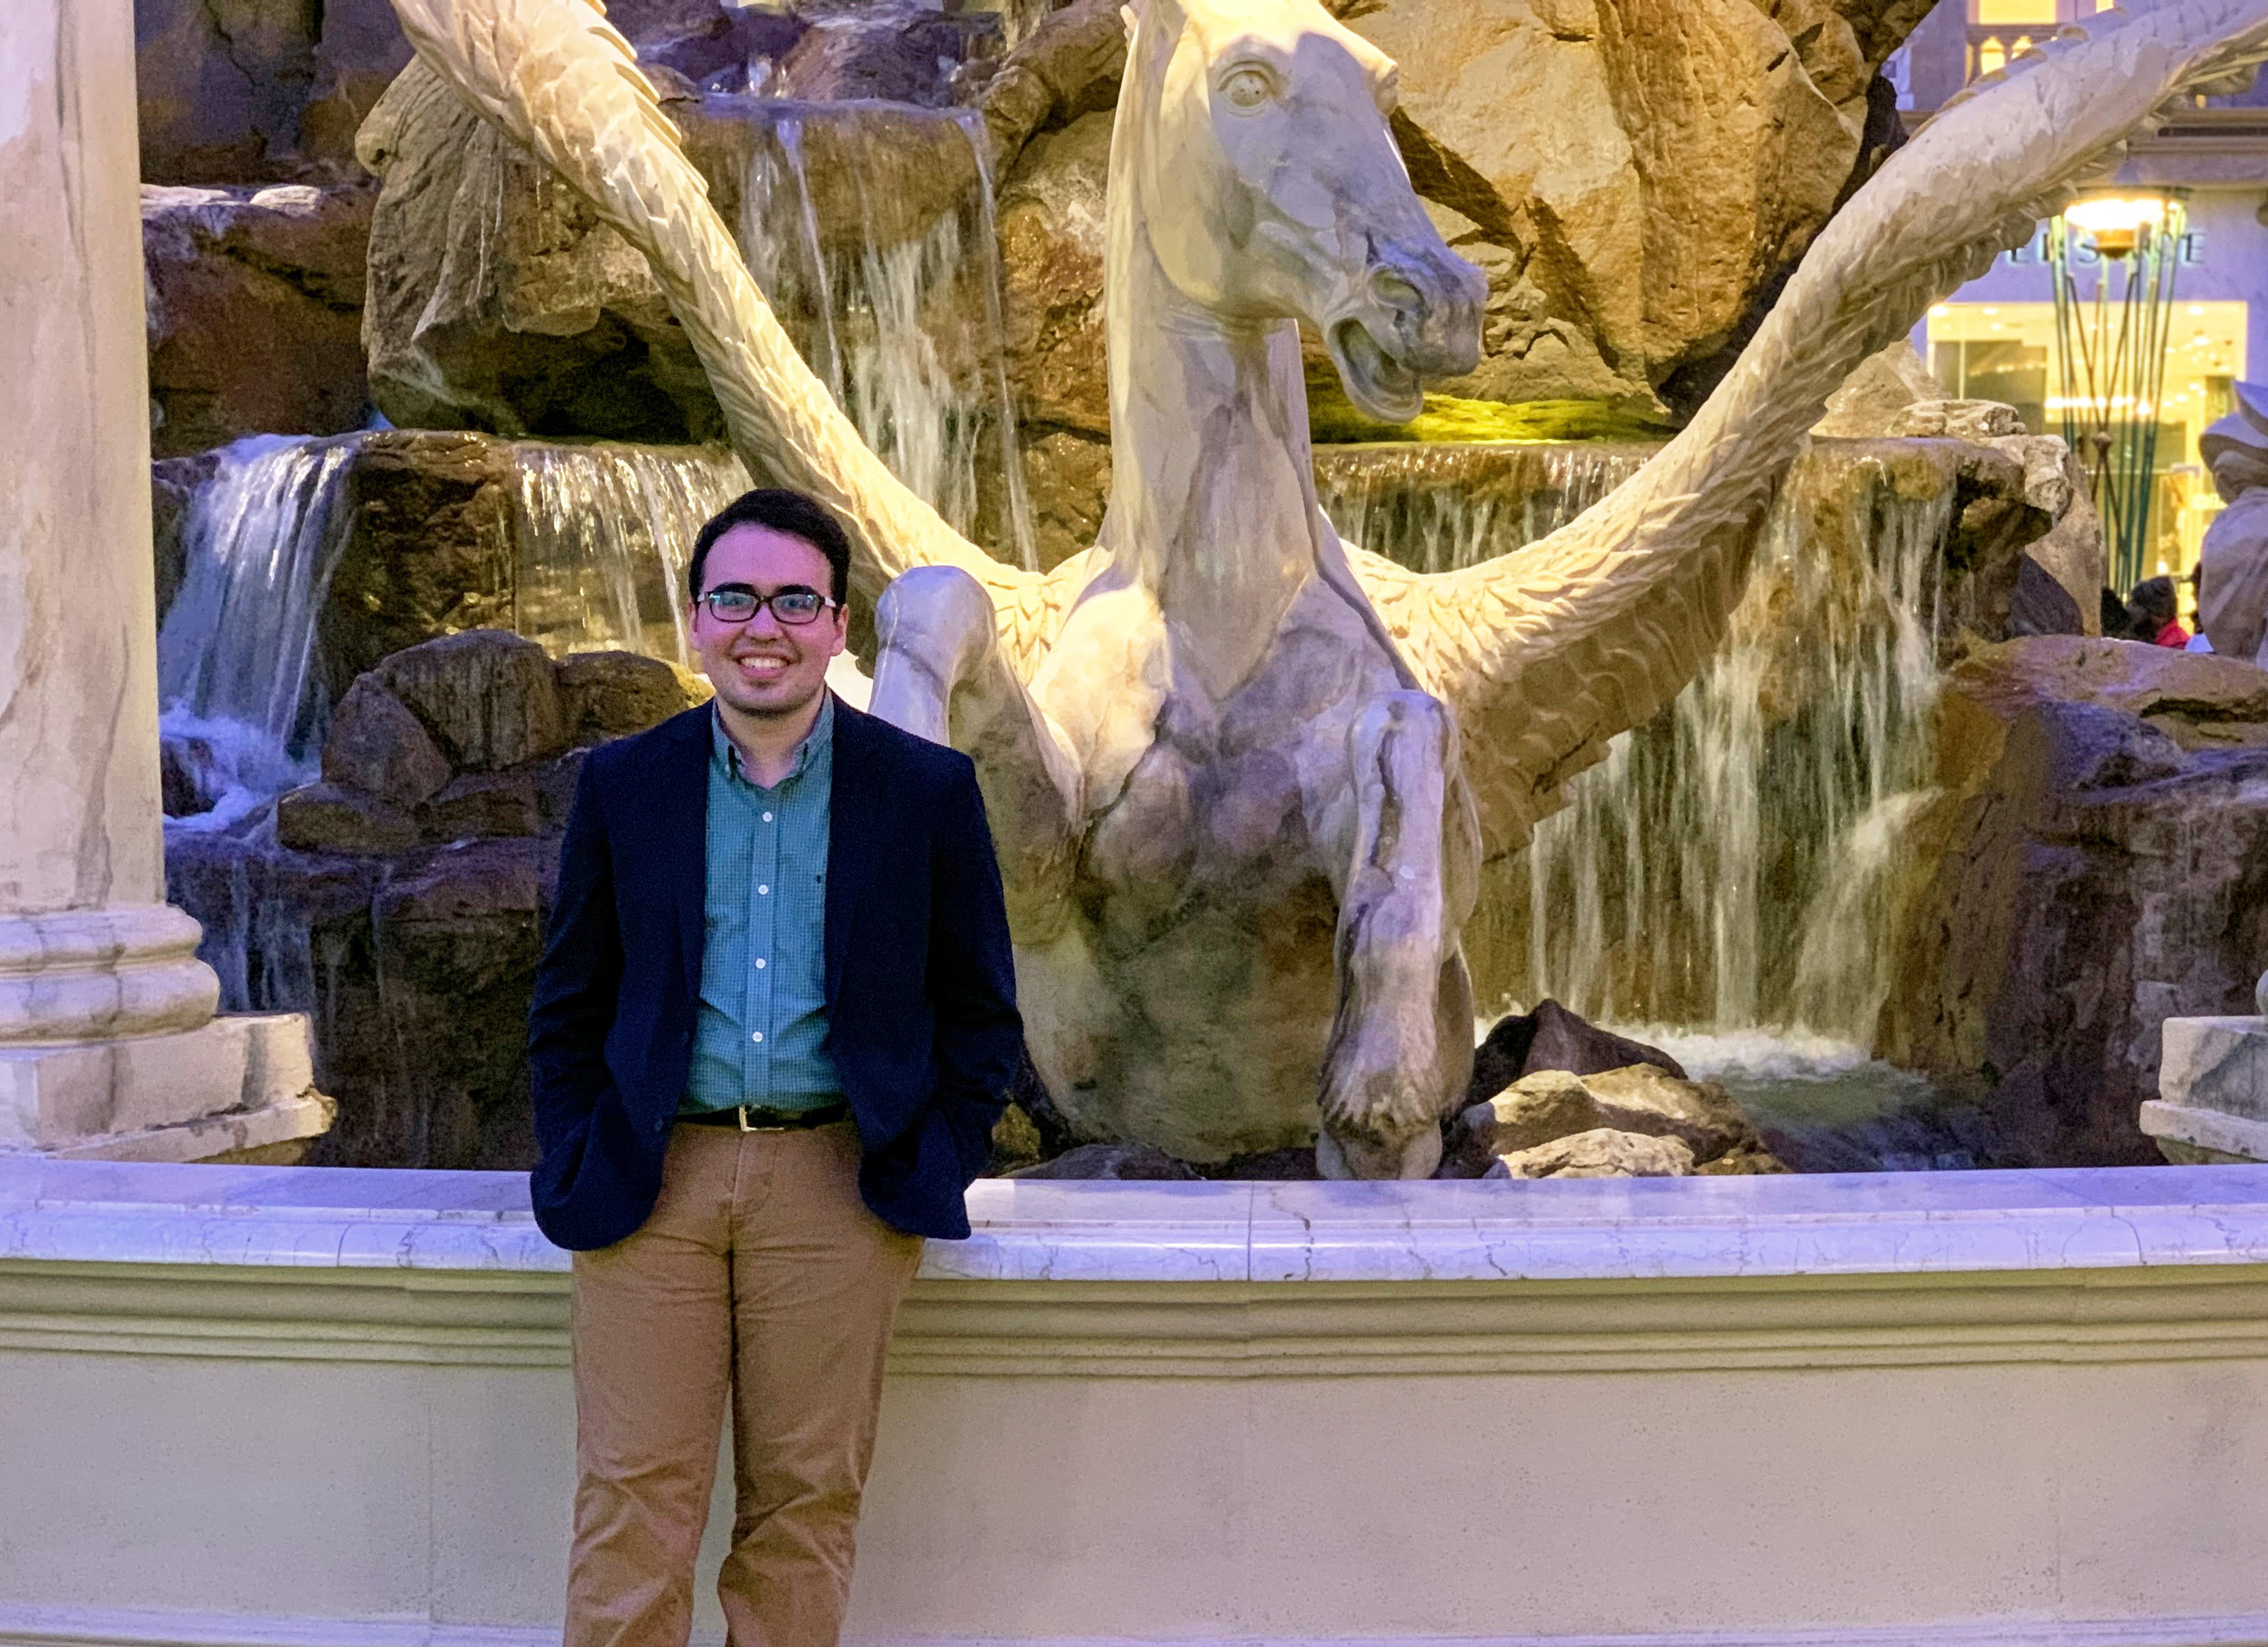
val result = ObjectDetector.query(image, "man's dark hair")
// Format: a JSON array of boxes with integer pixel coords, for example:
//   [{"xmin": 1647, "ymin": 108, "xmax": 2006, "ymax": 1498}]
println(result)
[{"xmin": 687, "ymin": 488, "xmax": 854, "ymax": 607}]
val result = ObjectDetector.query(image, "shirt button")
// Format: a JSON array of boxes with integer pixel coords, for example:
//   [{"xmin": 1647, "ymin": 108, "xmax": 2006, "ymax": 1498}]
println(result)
[
  {"xmin": 762, "ymin": 812, "xmax": 774, "ymax": 823},
  {"xmin": 754, "ymin": 957, "xmax": 767, "ymax": 970},
  {"xmin": 758, "ymin": 885, "xmax": 769, "ymax": 896},
  {"xmin": 751, "ymin": 1031, "xmax": 765, "ymax": 1044}
]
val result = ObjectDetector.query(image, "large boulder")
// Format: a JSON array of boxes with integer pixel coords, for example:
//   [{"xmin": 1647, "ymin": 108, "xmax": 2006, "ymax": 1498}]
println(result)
[
  {"xmin": 320, "ymin": 676, "xmax": 453, "ymax": 809},
  {"xmin": 296, "ymin": 0, "xmax": 419, "ymax": 166},
  {"xmin": 996, "ymin": 110, "xmax": 1113, "ymax": 436},
  {"xmin": 133, "ymin": 0, "xmax": 767, "ymax": 183},
  {"xmin": 557, "ymin": 652, "xmax": 706, "ymax": 744},
  {"xmin": 365, "ymin": 838, "xmax": 550, "ymax": 1167},
  {"xmin": 773, "ymin": 3, "xmax": 1005, "ymax": 103},
  {"xmin": 1486, "ymin": 1128, "xmax": 1698, "ymax": 1179},
  {"xmin": 1813, "ymin": 344, "xmax": 2104, "ymax": 633},
  {"xmin": 1334, "ymin": 0, "xmax": 1926, "ymax": 413},
  {"xmin": 374, "ymin": 630, "xmax": 568, "ymax": 772},
  {"xmin": 1469, "ymin": 1000, "xmax": 1686, "ymax": 1102},
  {"xmin": 1445, "ymin": 1062, "xmax": 1784, "ymax": 1176},
  {"xmin": 1878, "ymin": 636, "xmax": 2268, "ymax": 1166},
  {"xmin": 135, "ymin": 0, "xmax": 322, "ymax": 184},
  {"xmin": 317, "ymin": 432, "xmax": 521, "ymax": 701},
  {"xmin": 143, "ymin": 184, "xmax": 373, "ymax": 457}
]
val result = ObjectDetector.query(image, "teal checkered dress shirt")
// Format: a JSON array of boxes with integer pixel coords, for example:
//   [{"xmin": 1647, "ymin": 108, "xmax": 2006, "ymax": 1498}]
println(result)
[{"xmin": 680, "ymin": 695, "xmax": 843, "ymax": 1115}]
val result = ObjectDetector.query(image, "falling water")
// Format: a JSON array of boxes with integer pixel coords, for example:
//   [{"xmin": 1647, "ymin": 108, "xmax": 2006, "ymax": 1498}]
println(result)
[
  {"xmin": 1483, "ymin": 450, "xmax": 1954, "ymax": 1043},
  {"xmin": 1329, "ymin": 438, "xmax": 1966, "ymax": 1158},
  {"xmin": 1315, "ymin": 443, "xmax": 1656, "ymax": 572},
  {"xmin": 511, "ymin": 440, "xmax": 753, "ymax": 664},
  {"xmin": 157, "ymin": 435, "xmax": 360, "ymax": 830},
  {"xmin": 731, "ymin": 103, "xmax": 1038, "ymax": 567},
  {"xmin": 1319, "ymin": 440, "xmax": 1957, "ymax": 1045}
]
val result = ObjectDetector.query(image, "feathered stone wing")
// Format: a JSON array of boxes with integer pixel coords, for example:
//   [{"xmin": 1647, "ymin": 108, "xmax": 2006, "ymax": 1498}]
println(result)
[
  {"xmin": 1354, "ymin": 0, "xmax": 2268, "ymax": 862},
  {"xmin": 384, "ymin": 0, "xmax": 1064, "ymax": 665}
]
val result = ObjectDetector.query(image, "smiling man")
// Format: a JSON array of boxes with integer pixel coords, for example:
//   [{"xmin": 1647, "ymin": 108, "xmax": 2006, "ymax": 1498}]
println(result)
[{"xmin": 527, "ymin": 488, "xmax": 1022, "ymax": 1647}]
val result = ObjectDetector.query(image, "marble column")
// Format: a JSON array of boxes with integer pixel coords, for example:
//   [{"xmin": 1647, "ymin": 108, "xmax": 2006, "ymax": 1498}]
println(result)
[{"xmin": 0, "ymin": 0, "xmax": 329, "ymax": 1158}]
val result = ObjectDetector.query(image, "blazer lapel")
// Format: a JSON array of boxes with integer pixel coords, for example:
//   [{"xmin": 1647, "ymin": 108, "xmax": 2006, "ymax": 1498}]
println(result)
[
  {"xmin": 647, "ymin": 708, "xmax": 711, "ymax": 1004},
  {"xmin": 826, "ymin": 699, "xmax": 881, "ymax": 1006}
]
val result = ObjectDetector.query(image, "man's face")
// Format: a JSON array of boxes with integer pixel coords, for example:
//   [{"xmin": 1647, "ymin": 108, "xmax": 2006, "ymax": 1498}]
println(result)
[{"xmin": 688, "ymin": 524, "xmax": 848, "ymax": 721}]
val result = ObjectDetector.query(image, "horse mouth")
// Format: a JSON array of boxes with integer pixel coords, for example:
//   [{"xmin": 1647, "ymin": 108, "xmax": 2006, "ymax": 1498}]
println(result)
[{"xmin": 1328, "ymin": 317, "xmax": 1424, "ymax": 425}]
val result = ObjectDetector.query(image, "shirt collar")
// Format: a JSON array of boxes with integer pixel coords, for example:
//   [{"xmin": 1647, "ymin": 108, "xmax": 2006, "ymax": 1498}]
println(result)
[{"xmin": 711, "ymin": 691, "xmax": 835, "ymax": 787}]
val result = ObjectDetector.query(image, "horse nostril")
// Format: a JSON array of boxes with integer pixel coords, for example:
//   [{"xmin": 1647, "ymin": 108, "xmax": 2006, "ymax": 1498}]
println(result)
[{"xmin": 1369, "ymin": 268, "xmax": 1424, "ymax": 315}]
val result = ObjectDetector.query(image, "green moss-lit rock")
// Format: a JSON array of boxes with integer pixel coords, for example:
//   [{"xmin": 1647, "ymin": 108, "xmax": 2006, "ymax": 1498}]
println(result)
[{"xmin": 1309, "ymin": 388, "xmax": 1680, "ymax": 447}]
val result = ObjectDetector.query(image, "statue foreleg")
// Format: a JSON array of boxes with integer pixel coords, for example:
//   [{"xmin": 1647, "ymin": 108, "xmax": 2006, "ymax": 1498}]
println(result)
[
  {"xmin": 869, "ymin": 565, "xmax": 1082, "ymax": 942},
  {"xmin": 1316, "ymin": 690, "xmax": 1478, "ymax": 1180}
]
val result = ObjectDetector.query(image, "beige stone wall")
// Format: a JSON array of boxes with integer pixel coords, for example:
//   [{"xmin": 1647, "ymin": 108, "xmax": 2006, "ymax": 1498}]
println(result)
[{"xmin": 5, "ymin": 1255, "xmax": 2268, "ymax": 1643}]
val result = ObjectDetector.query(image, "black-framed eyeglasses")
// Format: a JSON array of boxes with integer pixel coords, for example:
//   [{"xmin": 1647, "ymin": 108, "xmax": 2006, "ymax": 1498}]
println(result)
[{"xmin": 697, "ymin": 584, "xmax": 839, "ymax": 627}]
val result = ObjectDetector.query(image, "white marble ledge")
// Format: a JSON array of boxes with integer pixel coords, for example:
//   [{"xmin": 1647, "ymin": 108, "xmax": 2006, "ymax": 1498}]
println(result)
[{"xmin": 7, "ymin": 1157, "xmax": 2268, "ymax": 1282}]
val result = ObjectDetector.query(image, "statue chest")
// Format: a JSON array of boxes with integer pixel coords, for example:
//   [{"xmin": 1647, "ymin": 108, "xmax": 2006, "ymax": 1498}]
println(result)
[{"xmin": 1076, "ymin": 618, "xmax": 1397, "ymax": 931}]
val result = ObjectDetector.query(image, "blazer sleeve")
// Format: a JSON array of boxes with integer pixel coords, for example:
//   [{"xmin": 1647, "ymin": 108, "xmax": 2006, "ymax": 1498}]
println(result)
[
  {"xmin": 925, "ymin": 756, "xmax": 1024, "ymax": 1178},
  {"xmin": 527, "ymin": 756, "xmax": 623, "ymax": 1156}
]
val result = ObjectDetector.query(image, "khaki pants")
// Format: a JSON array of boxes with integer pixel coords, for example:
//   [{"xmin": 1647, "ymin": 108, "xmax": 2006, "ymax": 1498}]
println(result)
[{"xmin": 566, "ymin": 1119, "xmax": 923, "ymax": 1647}]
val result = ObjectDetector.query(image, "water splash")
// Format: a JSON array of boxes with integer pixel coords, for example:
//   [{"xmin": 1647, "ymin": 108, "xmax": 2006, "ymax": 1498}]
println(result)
[{"xmin": 157, "ymin": 435, "xmax": 360, "ymax": 829}]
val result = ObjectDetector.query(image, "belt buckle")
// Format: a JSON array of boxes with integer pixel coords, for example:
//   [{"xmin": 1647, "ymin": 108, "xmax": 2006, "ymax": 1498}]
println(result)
[{"xmin": 736, "ymin": 1106, "xmax": 789, "ymax": 1133}]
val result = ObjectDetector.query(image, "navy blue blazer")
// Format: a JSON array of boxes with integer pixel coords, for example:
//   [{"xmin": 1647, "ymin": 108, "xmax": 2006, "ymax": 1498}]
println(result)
[{"xmin": 527, "ymin": 697, "xmax": 1022, "ymax": 1250}]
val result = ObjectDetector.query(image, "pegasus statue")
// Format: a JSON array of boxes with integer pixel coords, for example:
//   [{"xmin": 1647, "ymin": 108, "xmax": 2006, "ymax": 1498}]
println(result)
[{"xmin": 386, "ymin": 0, "xmax": 2268, "ymax": 1176}]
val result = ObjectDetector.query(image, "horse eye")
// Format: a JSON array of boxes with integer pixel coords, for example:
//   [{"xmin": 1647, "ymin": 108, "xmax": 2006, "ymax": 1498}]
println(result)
[{"xmin": 1221, "ymin": 67, "xmax": 1276, "ymax": 111}]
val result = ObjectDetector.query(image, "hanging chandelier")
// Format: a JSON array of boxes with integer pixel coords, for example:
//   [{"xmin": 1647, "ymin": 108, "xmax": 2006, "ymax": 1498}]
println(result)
[{"xmin": 2048, "ymin": 190, "xmax": 2188, "ymax": 593}]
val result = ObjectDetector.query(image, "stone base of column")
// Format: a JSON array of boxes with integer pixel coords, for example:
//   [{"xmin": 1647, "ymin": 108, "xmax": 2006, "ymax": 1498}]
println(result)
[{"xmin": 1, "ymin": 1013, "xmax": 335, "ymax": 1164}]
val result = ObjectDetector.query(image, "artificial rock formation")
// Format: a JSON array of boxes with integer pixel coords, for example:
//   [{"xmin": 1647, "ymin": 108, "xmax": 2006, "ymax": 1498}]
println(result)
[
  {"xmin": 170, "ymin": 640, "xmax": 703, "ymax": 1167},
  {"xmin": 383, "ymin": 0, "xmax": 2268, "ymax": 1178},
  {"xmin": 351, "ymin": 0, "xmax": 1937, "ymax": 447},
  {"xmin": 356, "ymin": 42, "xmax": 1009, "ymax": 441},
  {"xmin": 142, "ymin": 184, "xmax": 374, "ymax": 457},
  {"xmin": 1880, "ymin": 636, "xmax": 2268, "ymax": 1167}
]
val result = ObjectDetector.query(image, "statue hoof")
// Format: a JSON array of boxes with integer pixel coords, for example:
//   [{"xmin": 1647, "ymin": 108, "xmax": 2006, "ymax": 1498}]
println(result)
[{"xmin": 1318, "ymin": 1124, "xmax": 1442, "ymax": 1181}]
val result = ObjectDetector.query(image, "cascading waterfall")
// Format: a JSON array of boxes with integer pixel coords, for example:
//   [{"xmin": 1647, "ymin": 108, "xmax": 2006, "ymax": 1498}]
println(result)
[
  {"xmin": 732, "ymin": 103, "xmax": 1038, "ymax": 568},
  {"xmin": 1323, "ymin": 441, "xmax": 1954, "ymax": 1070},
  {"xmin": 511, "ymin": 440, "xmax": 754, "ymax": 663},
  {"xmin": 157, "ymin": 435, "xmax": 361, "ymax": 830},
  {"xmin": 1315, "ymin": 444, "xmax": 1656, "ymax": 573},
  {"xmin": 1497, "ymin": 462, "xmax": 1951, "ymax": 1044}
]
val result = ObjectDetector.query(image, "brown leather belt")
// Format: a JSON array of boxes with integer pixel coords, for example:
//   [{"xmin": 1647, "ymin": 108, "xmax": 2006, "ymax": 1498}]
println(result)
[{"xmin": 679, "ymin": 1101, "xmax": 848, "ymax": 1133}]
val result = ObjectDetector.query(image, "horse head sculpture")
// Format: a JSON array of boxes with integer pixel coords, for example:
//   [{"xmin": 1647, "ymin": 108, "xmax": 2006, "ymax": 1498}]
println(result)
[{"xmin": 1113, "ymin": 0, "xmax": 1483, "ymax": 424}]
